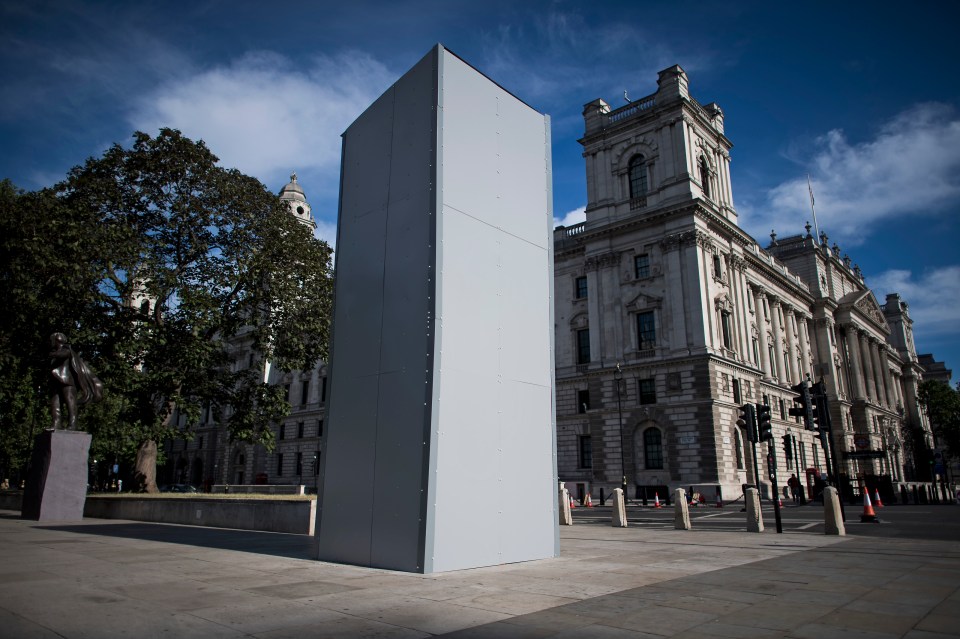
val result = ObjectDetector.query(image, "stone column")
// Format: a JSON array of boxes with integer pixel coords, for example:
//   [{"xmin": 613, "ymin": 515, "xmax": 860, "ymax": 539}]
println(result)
[
  {"xmin": 846, "ymin": 327, "xmax": 867, "ymax": 400},
  {"xmin": 860, "ymin": 333, "xmax": 878, "ymax": 403},
  {"xmin": 870, "ymin": 342, "xmax": 888, "ymax": 407},
  {"xmin": 784, "ymin": 305, "xmax": 799, "ymax": 384},
  {"xmin": 769, "ymin": 297, "xmax": 786, "ymax": 382},
  {"xmin": 754, "ymin": 287, "xmax": 772, "ymax": 380},
  {"xmin": 879, "ymin": 346, "xmax": 896, "ymax": 408},
  {"xmin": 798, "ymin": 316, "xmax": 813, "ymax": 380}
]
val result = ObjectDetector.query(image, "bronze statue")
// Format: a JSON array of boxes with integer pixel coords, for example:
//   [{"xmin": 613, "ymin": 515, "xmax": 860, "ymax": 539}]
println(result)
[{"xmin": 48, "ymin": 332, "xmax": 103, "ymax": 430}]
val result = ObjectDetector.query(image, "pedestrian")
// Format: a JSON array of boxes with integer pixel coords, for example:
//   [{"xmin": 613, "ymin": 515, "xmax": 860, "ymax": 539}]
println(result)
[{"xmin": 788, "ymin": 474, "xmax": 800, "ymax": 503}]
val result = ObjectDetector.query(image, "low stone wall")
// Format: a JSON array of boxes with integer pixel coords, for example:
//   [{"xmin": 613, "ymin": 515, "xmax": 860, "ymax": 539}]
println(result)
[
  {"xmin": 211, "ymin": 484, "xmax": 306, "ymax": 495},
  {"xmin": 0, "ymin": 491, "xmax": 22, "ymax": 511},
  {"xmin": 83, "ymin": 497, "xmax": 316, "ymax": 535}
]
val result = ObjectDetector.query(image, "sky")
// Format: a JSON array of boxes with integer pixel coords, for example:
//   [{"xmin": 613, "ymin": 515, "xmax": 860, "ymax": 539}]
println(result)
[{"xmin": 2, "ymin": 0, "xmax": 959, "ymax": 379}]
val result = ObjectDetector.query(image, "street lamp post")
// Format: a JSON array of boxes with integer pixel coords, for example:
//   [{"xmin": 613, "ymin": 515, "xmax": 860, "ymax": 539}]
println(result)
[{"xmin": 615, "ymin": 363, "xmax": 627, "ymax": 501}]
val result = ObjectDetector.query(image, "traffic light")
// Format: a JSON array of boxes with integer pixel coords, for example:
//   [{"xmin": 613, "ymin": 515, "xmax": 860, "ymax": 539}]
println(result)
[
  {"xmin": 782, "ymin": 434, "xmax": 793, "ymax": 459},
  {"xmin": 737, "ymin": 403, "xmax": 757, "ymax": 443},
  {"xmin": 788, "ymin": 381, "xmax": 817, "ymax": 431},
  {"xmin": 756, "ymin": 403, "xmax": 773, "ymax": 442},
  {"xmin": 811, "ymin": 381, "xmax": 829, "ymax": 432}
]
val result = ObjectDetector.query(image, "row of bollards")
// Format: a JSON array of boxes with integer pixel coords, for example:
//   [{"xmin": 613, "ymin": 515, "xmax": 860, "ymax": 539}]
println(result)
[{"xmin": 559, "ymin": 483, "xmax": 859, "ymax": 535}]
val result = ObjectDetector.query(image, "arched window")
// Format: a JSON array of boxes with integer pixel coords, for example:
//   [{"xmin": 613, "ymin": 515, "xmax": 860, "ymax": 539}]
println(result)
[
  {"xmin": 644, "ymin": 428, "xmax": 663, "ymax": 469},
  {"xmin": 699, "ymin": 156, "xmax": 711, "ymax": 198},
  {"xmin": 628, "ymin": 155, "xmax": 648, "ymax": 199}
]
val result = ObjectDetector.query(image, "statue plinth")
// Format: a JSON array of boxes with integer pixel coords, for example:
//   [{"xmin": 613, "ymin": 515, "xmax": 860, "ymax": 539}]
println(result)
[{"xmin": 21, "ymin": 429, "xmax": 92, "ymax": 521}]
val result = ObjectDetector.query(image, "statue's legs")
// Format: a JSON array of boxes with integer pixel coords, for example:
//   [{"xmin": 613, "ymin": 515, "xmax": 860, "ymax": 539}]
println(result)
[
  {"xmin": 50, "ymin": 394, "xmax": 63, "ymax": 430},
  {"xmin": 63, "ymin": 386, "xmax": 78, "ymax": 430}
]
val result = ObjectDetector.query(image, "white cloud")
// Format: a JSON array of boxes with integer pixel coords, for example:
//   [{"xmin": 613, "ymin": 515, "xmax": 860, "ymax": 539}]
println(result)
[
  {"xmin": 129, "ymin": 50, "xmax": 395, "ymax": 198},
  {"xmin": 554, "ymin": 206, "xmax": 585, "ymax": 228},
  {"xmin": 868, "ymin": 266, "xmax": 960, "ymax": 338},
  {"xmin": 313, "ymin": 220, "xmax": 338, "ymax": 251},
  {"xmin": 741, "ymin": 103, "xmax": 960, "ymax": 244}
]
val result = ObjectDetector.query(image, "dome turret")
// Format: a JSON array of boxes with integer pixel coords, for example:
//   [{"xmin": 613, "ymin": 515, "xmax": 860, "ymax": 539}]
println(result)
[{"xmin": 278, "ymin": 172, "xmax": 316, "ymax": 230}]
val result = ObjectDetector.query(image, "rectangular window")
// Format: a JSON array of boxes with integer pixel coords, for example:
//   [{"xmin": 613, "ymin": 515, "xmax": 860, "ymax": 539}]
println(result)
[
  {"xmin": 314, "ymin": 450, "xmax": 321, "ymax": 475},
  {"xmin": 300, "ymin": 380, "xmax": 309, "ymax": 406},
  {"xmin": 733, "ymin": 379, "xmax": 741, "ymax": 404},
  {"xmin": 278, "ymin": 424, "xmax": 285, "ymax": 440},
  {"xmin": 637, "ymin": 312, "xmax": 656, "ymax": 350},
  {"xmin": 575, "ymin": 276, "xmax": 588, "ymax": 299},
  {"xmin": 276, "ymin": 453, "xmax": 283, "ymax": 476},
  {"xmin": 296, "ymin": 452, "xmax": 303, "ymax": 476},
  {"xmin": 721, "ymin": 311, "xmax": 732, "ymax": 348},
  {"xmin": 779, "ymin": 398, "xmax": 786, "ymax": 419},
  {"xmin": 297, "ymin": 422, "xmax": 304, "ymax": 438},
  {"xmin": 578, "ymin": 435, "xmax": 592, "ymax": 469},
  {"xmin": 576, "ymin": 329, "xmax": 591, "ymax": 364},
  {"xmin": 638, "ymin": 378, "xmax": 656, "ymax": 405},
  {"xmin": 713, "ymin": 254, "xmax": 723, "ymax": 279},
  {"xmin": 577, "ymin": 389, "xmax": 590, "ymax": 413},
  {"xmin": 318, "ymin": 420, "xmax": 324, "ymax": 437},
  {"xmin": 284, "ymin": 384, "xmax": 291, "ymax": 402},
  {"xmin": 321, "ymin": 377, "xmax": 327, "ymax": 403},
  {"xmin": 634, "ymin": 254, "xmax": 650, "ymax": 279},
  {"xmin": 197, "ymin": 435, "xmax": 203, "ymax": 450}
]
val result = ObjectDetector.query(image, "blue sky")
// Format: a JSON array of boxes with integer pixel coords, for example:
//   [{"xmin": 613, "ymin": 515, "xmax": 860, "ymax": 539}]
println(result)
[{"xmin": 3, "ymin": 1, "xmax": 959, "ymax": 379}]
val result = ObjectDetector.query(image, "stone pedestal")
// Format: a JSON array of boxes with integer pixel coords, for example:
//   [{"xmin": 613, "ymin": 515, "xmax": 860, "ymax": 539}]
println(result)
[
  {"xmin": 745, "ymin": 487, "xmax": 764, "ymax": 532},
  {"xmin": 612, "ymin": 488, "xmax": 627, "ymax": 527},
  {"xmin": 21, "ymin": 430, "xmax": 91, "ymax": 521},
  {"xmin": 823, "ymin": 486, "xmax": 846, "ymax": 535},
  {"xmin": 674, "ymin": 488, "xmax": 691, "ymax": 530}
]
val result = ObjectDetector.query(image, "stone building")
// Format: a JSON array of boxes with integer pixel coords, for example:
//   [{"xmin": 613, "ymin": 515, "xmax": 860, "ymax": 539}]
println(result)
[
  {"xmin": 554, "ymin": 65, "xmax": 935, "ymax": 503},
  {"xmin": 162, "ymin": 174, "xmax": 328, "ymax": 491}
]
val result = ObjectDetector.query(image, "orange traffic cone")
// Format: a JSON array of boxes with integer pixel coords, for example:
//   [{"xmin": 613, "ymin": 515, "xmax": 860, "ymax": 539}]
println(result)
[
  {"xmin": 778, "ymin": 494, "xmax": 783, "ymax": 508},
  {"xmin": 715, "ymin": 492, "xmax": 723, "ymax": 508},
  {"xmin": 860, "ymin": 491, "xmax": 878, "ymax": 523},
  {"xmin": 585, "ymin": 493, "xmax": 593, "ymax": 508},
  {"xmin": 570, "ymin": 495, "xmax": 576, "ymax": 509},
  {"xmin": 873, "ymin": 489, "xmax": 884, "ymax": 508},
  {"xmin": 653, "ymin": 492, "xmax": 662, "ymax": 508}
]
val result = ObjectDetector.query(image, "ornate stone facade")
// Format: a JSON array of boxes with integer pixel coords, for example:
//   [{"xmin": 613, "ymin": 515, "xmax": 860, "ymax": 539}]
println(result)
[{"xmin": 555, "ymin": 66, "xmax": 935, "ymax": 502}]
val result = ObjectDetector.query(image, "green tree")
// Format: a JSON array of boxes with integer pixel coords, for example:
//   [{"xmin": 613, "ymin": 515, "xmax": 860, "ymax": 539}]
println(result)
[
  {"xmin": 1, "ymin": 130, "xmax": 333, "ymax": 491},
  {"xmin": 919, "ymin": 379, "xmax": 960, "ymax": 462}
]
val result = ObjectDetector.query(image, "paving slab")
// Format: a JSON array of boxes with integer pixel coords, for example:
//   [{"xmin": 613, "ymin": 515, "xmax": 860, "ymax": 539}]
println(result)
[{"xmin": 0, "ymin": 510, "xmax": 958, "ymax": 638}]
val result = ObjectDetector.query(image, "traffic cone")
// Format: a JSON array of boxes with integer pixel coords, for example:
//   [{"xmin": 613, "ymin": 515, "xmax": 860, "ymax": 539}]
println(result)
[
  {"xmin": 860, "ymin": 491, "xmax": 878, "ymax": 523},
  {"xmin": 715, "ymin": 492, "xmax": 723, "ymax": 508},
  {"xmin": 653, "ymin": 492, "xmax": 662, "ymax": 508},
  {"xmin": 570, "ymin": 495, "xmax": 576, "ymax": 509},
  {"xmin": 778, "ymin": 494, "xmax": 783, "ymax": 508},
  {"xmin": 873, "ymin": 489, "xmax": 884, "ymax": 508},
  {"xmin": 585, "ymin": 493, "xmax": 594, "ymax": 508}
]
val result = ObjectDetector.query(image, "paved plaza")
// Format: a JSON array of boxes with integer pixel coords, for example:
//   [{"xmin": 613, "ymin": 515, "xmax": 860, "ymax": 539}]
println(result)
[{"xmin": 1, "ymin": 508, "xmax": 958, "ymax": 638}]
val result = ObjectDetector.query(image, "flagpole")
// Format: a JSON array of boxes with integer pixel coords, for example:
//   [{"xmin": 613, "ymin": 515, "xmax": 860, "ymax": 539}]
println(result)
[{"xmin": 807, "ymin": 174, "xmax": 821, "ymax": 241}]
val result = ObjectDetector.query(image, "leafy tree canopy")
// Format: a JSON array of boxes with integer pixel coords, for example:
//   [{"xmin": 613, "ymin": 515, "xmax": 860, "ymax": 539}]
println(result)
[
  {"xmin": 918, "ymin": 379, "xmax": 960, "ymax": 460},
  {"xmin": 0, "ymin": 129, "xmax": 333, "ymax": 490}
]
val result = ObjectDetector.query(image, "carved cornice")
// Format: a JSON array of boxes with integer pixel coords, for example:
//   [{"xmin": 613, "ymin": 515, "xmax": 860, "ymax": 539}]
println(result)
[
  {"xmin": 729, "ymin": 254, "xmax": 746, "ymax": 272},
  {"xmin": 695, "ymin": 229, "xmax": 714, "ymax": 249},
  {"xmin": 660, "ymin": 230, "xmax": 696, "ymax": 251}
]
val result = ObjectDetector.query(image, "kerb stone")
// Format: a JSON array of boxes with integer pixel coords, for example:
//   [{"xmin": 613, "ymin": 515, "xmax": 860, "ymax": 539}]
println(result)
[
  {"xmin": 823, "ymin": 486, "xmax": 846, "ymax": 535},
  {"xmin": 745, "ymin": 487, "xmax": 764, "ymax": 532},
  {"xmin": 674, "ymin": 488, "xmax": 691, "ymax": 530}
]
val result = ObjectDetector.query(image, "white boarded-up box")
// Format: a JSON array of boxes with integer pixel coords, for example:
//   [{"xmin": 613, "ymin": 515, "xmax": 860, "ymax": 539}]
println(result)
[{"xmin": 316, "ymin": 44, "xmax": 557, "ymax": 573}]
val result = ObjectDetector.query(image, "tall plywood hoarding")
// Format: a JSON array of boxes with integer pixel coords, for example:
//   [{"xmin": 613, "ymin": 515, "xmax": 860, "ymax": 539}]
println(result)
[{"xmin": 316, "ymin": 44, "xmax": 557, "ymax": 573}]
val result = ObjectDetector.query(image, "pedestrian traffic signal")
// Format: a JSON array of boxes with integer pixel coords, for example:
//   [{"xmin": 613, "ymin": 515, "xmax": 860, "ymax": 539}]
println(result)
[
  {"xmin": 737, "ymin": 403, "xmax": 758, "ymax": 443},
  {"xmin": 782, "ymin": 434, "xmax": 793, "ymax": 459},
  {"xmin": 788, "ymin": 381, "xmax": 817, "ymax": 431},
  {"xmin": 756, "ymin": 403, "xmax": 773, "ymax": 442}
]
